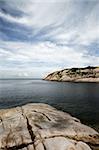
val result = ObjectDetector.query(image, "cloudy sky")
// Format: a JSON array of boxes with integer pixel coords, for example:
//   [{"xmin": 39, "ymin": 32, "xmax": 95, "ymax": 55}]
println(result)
[{"xmin": 0, "ymin": 0, "xmax": 99, "ymax": 78}]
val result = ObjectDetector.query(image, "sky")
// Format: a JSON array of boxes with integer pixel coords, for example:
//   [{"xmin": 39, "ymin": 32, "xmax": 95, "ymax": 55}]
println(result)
[{"xmin": 0, "ymin": 0, "xmax": 99, "ymax": 78}]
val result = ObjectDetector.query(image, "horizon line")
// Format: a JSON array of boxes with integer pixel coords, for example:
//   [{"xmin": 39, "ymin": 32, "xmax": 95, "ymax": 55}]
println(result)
[{"xmin": 0, "ymin": 78, "xmax": 42, "ymax": 80}]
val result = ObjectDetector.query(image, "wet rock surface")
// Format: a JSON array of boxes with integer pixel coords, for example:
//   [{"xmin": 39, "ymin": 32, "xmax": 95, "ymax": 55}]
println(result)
[{"xmin": 0, "ymin": 103, "xmax": 99, "ymax": 150}]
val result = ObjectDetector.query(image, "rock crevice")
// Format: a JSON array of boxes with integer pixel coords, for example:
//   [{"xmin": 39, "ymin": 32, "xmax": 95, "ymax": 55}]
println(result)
[{"xmin": 0, "ymin": 103, "xmax": 99, "ymax": 150}]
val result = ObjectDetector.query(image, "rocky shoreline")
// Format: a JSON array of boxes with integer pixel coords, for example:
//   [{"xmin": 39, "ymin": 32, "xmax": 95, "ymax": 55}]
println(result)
[
  {"xmin": 0, "ymin": 103, "xmax": 99, "ymax": 150},
  {"xmin": 44, "ymin": 66, "xmax": 99, "ymax": 82}
]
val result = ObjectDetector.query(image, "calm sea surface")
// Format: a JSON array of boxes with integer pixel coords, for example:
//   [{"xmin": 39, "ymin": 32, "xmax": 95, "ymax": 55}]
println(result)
[{"xmin": 0, "ymin": 79, "xmax": 99, "ymax": 130}]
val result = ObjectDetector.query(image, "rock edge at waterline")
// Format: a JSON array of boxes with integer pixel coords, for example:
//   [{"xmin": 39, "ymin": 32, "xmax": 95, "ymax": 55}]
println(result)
[
  {"xmin": 44, "ymin": 66, "xmax": 99, "ymax": 82},
  {"xmin": 0, "ymin": 103, "xmax": 99, "ymax": 150}
]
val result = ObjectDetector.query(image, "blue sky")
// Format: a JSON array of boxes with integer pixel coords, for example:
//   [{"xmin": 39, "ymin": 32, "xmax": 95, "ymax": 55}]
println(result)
[{"xmin": 0, "ymin": 0, "xmax": 99, "ymax": 78}]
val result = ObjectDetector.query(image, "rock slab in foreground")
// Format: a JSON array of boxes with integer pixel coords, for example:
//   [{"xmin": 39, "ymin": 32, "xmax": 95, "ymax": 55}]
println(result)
[{"xmin": 0, "ymin": 103, "xmax": 99, "ymax": 150}]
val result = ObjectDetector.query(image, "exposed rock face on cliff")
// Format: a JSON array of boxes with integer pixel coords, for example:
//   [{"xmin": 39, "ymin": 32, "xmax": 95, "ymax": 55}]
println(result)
[
  {"xmin": 0, "ymin": 103, "xmax": 99, "ymax": 150},
  {"xmin": 44, "ymin": 66, "xmax": 99, "ymax": 82}
]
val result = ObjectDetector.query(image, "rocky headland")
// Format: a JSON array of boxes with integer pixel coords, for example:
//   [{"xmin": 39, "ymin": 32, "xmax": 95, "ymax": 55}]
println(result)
[
  {"xmin": 44, "ymin": 66, "xmax": 99, "ymax": 82},
  {"xmin": 0, "ymin": 103, "xmax": 99, "ymax": 150}
]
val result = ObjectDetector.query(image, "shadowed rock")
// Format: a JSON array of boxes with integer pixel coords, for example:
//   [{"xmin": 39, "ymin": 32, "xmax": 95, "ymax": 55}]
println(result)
[{"xmin": 0, "ymin": 103, "xmax": 99, "ymax": 150}]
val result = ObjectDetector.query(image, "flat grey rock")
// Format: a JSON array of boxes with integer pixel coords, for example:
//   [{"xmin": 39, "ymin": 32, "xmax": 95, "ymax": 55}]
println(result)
[{"xmin": 0, "ymin": 103, "xmax": 99, "ymax": 150}]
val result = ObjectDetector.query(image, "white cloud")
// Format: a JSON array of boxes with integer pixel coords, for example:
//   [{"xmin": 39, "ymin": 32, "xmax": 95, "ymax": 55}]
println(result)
[
  {"xmin": 0, "ymin": 0, "xmax": 99, "ymax": 78},
  {"xmin": 0, "ymin": 1, "xmax": 67, "ymax": 28},
  {"xmin": 0, "ymin": 11, "xmax": 29, "ymax": 25},
  {"xmin": 0, "ymin": 40, "xmax": 99, "ymax": 78},
  {"xmin": 1, "ymin": 0, "xmax": 99, "ymax": 44}
]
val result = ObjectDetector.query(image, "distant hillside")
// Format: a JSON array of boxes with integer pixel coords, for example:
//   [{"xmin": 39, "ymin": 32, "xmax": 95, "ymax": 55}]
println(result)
[{"xmin": 44, "ymin": 66, "xmax": 99, "ymax": 82}]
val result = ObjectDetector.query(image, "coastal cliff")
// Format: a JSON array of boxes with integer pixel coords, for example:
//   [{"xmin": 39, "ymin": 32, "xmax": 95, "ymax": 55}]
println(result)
[
  {"xmin": 44, "ymin": 66, "xmax": 99, "ymax": 82},
  {"xmin": 0, "ymin": 103, "xmax": 99, "ymax": 150}
]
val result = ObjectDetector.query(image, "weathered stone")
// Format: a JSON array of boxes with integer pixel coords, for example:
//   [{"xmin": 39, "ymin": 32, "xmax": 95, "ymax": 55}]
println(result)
[
  {"xmin": 44, "ymin": 66, "xmax": 99, "ymax": 82},
  {"xmin": 0, "ymin": 103, "xmax": 99, "ymax": 150}
]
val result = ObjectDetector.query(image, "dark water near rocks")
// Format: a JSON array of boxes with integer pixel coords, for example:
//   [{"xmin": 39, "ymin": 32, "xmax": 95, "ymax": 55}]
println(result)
[{"xmin": 0, "ymin": 79, "xmax": 99, "ymax": 130}]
